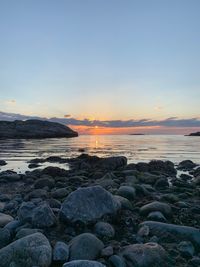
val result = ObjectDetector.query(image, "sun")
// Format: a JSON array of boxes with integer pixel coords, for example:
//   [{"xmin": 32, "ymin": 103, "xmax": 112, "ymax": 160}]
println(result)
[{"xmin": 95, "ymin": 126, "xmax": 98, "ymax": 129}]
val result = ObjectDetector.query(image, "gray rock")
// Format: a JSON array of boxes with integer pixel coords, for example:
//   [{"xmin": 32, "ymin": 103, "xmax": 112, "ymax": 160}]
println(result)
[
  {"xmin": 117, "ymin": 186, "xmax": 136, "ymax": 201},
  {"xmin": 114, "ymin": 196, "xmax": 133, "ymax": 211},
  {"xmin": 60, "ymin": 186, "xmax": 120, "ymax": 224},
  {"xmin": 178, "ymin": 241, "xmax": 195, "ymax": 258},
  {"xmin": 0, "ymin": 173, "xmax": 21, "ymax": 182},
  {"xmin": 120, "ymin": 242, "xmax": 172, "ymax": 267},
  {"xmin": 0, "ymin": 119, "xmax": 78, "ymax": 139},
  {"xmin": 178, "ymin": 160, "xmax": 197, "ymax": 171},
  {"xmin": 18, "ymin": 202, "xmax": 36, "ymax": 223},
  {"xmin": 94, "ymin": 222, "xmax": 115, "ymax": 239},
  {"xmin": 101, "ymin": 246, "xmax": 113, "ymax": 257},
  {"xmin": 34, "ymin": 177, "xmax": 55, "ymax": 189},
  {"xmin": 69, "ymin": 233, "xmax": 104, "ymax": 261},
  {"xmin": 52, "ymin": 188, "xmax": 69, "ymax": 199},
  {"xmin": 109, "ymin": 255, "xmax": 126, "ymax": 267},
  {"xmin": 0, "ymin": 228, "xmax": 11, "ymax": 248},
  {"xmin": 0, "ymin": 212, "xmax": 14, "ymax": 227},
  {"xmin": 147, "ymin": 211, "xmax": 167, "ymax": 222},
  {"xmin": 149, "ymin": 160, "xmax": 176, "ymax": 175},
  {"xmin": 63, "ymin": 260, "xmax": 106, "ymax": 267},
  {"xmin": 140, "ymin": 201, "xmax": 172, "ymax": 218},
  {"xmin": 140, "ymin": 221, "xmax": 200, "ymax": 248},
  {"xmin": 25, "ymin": 189, "xmax": 48, "ymax": 200},
  {"xmin": 31, "ymin": 203, "xmax": 57, "ymax": 228},
  {"xmin": 53, "ymin": 241, "xmax": 69, "ymax": 262},
  {"xmin": 0, "ymin": 233, "xmax": 52, "ymax": 267},
  {"xmin": 16, "ymin": 228, "xmax": 42, "ymax": 239},
  {"xmin": 0, "ymin": 160, "xmax": 6, "ymax": 166}
]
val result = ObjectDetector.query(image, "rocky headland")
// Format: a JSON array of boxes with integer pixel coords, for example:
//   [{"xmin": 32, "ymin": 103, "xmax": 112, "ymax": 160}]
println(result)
[
  {"xmin": 0, "ymin": 155, "xmax": 200, "ymax": 266},
  {"xmin": 0, "ymin": 120, "xmax": 78, "ymax": 139},
  {"xmin": 187, "ymin": 132, "xmax": 200, "ymax": 137}
]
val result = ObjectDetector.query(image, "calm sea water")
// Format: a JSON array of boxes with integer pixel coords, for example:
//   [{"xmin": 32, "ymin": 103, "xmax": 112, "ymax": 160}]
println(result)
[{"xmin": 0, "ymin": 135, "xmax": 200, "ymax": 173}]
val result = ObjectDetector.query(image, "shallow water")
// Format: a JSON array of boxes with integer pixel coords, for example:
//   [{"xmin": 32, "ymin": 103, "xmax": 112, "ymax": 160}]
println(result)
[{"xmin": 0, "ymin": 135, "xmax": 200, "ymax": 173}]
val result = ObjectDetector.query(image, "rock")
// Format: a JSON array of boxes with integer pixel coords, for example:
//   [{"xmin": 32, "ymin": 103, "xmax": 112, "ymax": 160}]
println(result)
[
  {"xmin": 140, "ymin": 221, "xmax": 200, "ymax": 248},
  {"xmin": 140, "ymin": 201, "xmax": 172, "ymax": 218},
  {"xmin": 0, "ymin": 160, "xmax": 6, "ymax": 166},
  {"xmin": 52, "ymin": 188, "xmax": 69, "ymax": 199},
  {"xmin": 120, "ymin": 242, "xmax": 171, "ymax": 267},
  {"xmin": 0, "ymin": 173, "xmax": 21, "ymax": 182},
  {"xmin": 42, "ymin": 166, "xmax": 68, "ymax": 177},
  {"xmin": 154, "ymin": 178, "xmax": 169, "ymax": 189},
  {"xmin": 34, "ymin": 177, "xmax": 55, "ymax": 189},
  {"xmin": 31, "ymin": 203, "xmax": 57, "ymax": 228},
  {"xmin": 18, "ymin": 201, "xmax": 36, "ymax": 223},
  {"xmin": 149, "ymin": 160, "xmax": 176, "ymax": 175},
  {"xmin": 188, "ymin": 256, "xmax": 200, "ymax": 266},
  {"xmin": 147, "ymin": 211, "xmax": 167, "ymax": 222},
  {"xmin": 0, "ymin": 228, "xmax": 11, "ymax": 248},
  {"xmin": 16, "ymin": 228, "xmax": 42, "ymax": 239},
  {"xmin": 117, "ymin": 186, "xmax": 136, "ymax": 201},
  {"xmin": 60, "ymin": 186, "xmax": 120, "ymax": 224},
  {"xmin": 178, "ymin": 160, "xmax": 197, "ymax": 171},
  {"xmin": 114, "ymin": 196, "xmax": 133, "ymax": 210},
  {"xmin": 97, "ymin": 156, "xmax": 127, "ymax": 170},
  {"xmin": 0, "ymin": 119, "xmax": 78, "ymax": 139},
  {"xmin": 0, "ymin": 212, "xmax": 14, "ymax": 227},
  {"xmin": 63, "ymin": 260, "xmax": 106, "ymax": 267},
  {"xmin": 53, "ymin": 241, "xmax": 69, "ymax": 262},
  {"xmin": 69, "ymin": 233, "xmax": 104, "ymax": 260},
  {"xmin": 187, "ymin": 132, "xmax": 200, "ymax": 136},
  {"xmin": 0, "ymin": 233, "xmax": 52, "ymax": 267},
  {"xmin": 109, "ymin": 255, "xmax": 126, "ymax": 267},
  {"xmin": 137, "ymin": 172, "xmax": 161, "ymax": 185},
  {"xmin": 101, "ymin": 246, "xmax": 113, "ymax": 257},
  {"xmin": 25, "ymin": 189, "xmax": 48, "ymax": 200},
  {"xmin": 94, "ymin": 222, "xmax": 115, "ymax": 239},
  {"xmin": 177, "ymin": 241, "xmax": 195, "ymax": 258},
  {"xmin": 4, "ymin": 220, "xmax": 22, "ymax": 234}
]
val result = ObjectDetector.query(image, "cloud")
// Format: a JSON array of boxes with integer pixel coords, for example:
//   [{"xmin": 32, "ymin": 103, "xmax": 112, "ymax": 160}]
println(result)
[
  {"xmin": 5, "ymin": 100, "xmax": 16, "ymax": 105},
  {"xmin": 0, "ymin": 111, "xmax": 200, "ymax": 128}
]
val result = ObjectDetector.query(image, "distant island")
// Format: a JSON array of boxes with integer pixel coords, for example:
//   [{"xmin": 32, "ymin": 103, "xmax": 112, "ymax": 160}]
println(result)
[
  {"xmin": 186, "ymin": 132, "xmax": 200, "ymax": 136},
  {"xmin": 129, "ymin": 133, "xmax": 145, "ymax": 135},
  {"xmin": 0, "ymin": 120, "xmax": 78, "ymax": 139}
]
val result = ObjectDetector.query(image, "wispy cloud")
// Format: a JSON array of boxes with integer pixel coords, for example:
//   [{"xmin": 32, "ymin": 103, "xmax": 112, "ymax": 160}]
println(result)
[{"xmin": 0, "ymin": 111, "xmax": 200, "ymax": 128}]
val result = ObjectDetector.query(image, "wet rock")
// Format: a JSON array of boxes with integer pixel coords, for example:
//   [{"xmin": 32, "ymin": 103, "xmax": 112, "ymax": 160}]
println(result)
[
  {"xmin": 60, "ymin": 186, "xmax": 120, "ymax": 224},
  {"xmin": 117, "ymin": 186, "xmax": 136, "ymax": 201},
  {"xmin": 178, "ymin": 160, "xmax": 197, "ymax": 171},
  {"xmin": 42, "ymin": 166, "xmax": 68, "ymax": 177},
  {"xmin": 140, "ymin": 201, "xmax": 172, "ymax": 218},
  {"xmin": 177, "ymin": 241, "xmax": 195, "ymax": 258},
  {"xmin": 94, "ymin": 222, "xmax": 115, "ymax": 239},
  {"xmin": 0, "ymin": 233, "xmax": 52, "ymax": 267},
  {"xmin": 101, "ymin": 246, "xmax": 113, "ymax": 257},
  {"xmin": 137, "ymin": 172, "xmax": 161, "ymax": 185},
  {"xmin": 188, "ymin": 256, "xmax": 200, "ymax": 266},
  {"xmin": 25, "ymin": 189, "xmax": 48, "ymax": 200},
  {"xmin": 114, "ymin": 196, "xmax": 133, "ymax": 210},
  {"xmin": 140, "ymin": 221, "xmax": 200, "ymax": 248},
  {"xmin": 149, "ymin": 160, "xmax": 176, "ymax": 176},
  {"xmin": 0, "ymin": 212, "xmax": 14, "ymax": 227},
  {"xmin": 53, "ymin": 241, "xmax": 69, "ymax": 263},
  {"xmin": 16, "ymin": 228, "xmax": 42, "ymax": 239},
  {"xmin": 0, "ymin": 160, "xmax": 6, "ymax": 166},
  {"xmin": 154, "ymin": 178, "xmax": 169, "ymax": 189},
  {"xmin": 31, "ymin": 203, "xmax": 57, "ymax": 228},
  {"xmin": 136, "ymin": 162, "xmax": 149, "ymax": 172},
  {"xmin": 0, "ymin": 173, "xmax": 21, "ymax": 182},
  {"xmin": 63, "ymin": 260, "xmax": 106, "ymax": 267},
  {"xmin": 52, "ymin": 188, "xmax": 69, "ymax": 199},
  {"xmin": 120, "ymin": 242, "xmax": 172, "ymax": 267},
  {"xmin": 69, "ymin": 233, "xmax": 104, "ymax": 260},
  {"xmin": 109, "ymin": 255, "xmax": 126, "ymax": 267}
]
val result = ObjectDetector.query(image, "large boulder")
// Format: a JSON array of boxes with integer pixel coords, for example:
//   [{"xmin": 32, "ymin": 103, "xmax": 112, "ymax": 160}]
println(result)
[
  {"xmin": 0, "ymin": 119, "xmax": 78, "ymax": 139},
  {"xmin": 69, "ymin": 233, "xmax": 104, "ymax": 261},
  {"xmin": 120, "ymin": 242, "xmax": 172, "ymax": 267},
  {"xmin": 140, "ymin": 201, "xmax": 172, "ymax": 218},
  {"xmin": 0, "ymin": 233, "xmax": 52, "ymax": 267},
  {"xmin": 0, "ymin": 212, "xmax": 14, "ymax": 227},
  {"xmin": 60, "ymin": 186, "xmax": 120, "ymax": 224}
]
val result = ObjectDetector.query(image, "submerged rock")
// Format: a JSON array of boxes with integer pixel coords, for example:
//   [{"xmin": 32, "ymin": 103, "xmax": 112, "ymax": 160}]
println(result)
[
  {"xmin": 60, "ymin": 186, "xmax": 120, "ymax": 224},
  {"xmin": 0, "ymin": 233, "xmax": 52, "ymax": 267}
]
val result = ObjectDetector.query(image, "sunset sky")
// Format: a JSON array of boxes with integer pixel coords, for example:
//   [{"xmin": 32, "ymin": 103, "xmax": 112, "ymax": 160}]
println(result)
[{"xmin": 0, "ymin": 0, "xmax": 200, "ymax": 134}]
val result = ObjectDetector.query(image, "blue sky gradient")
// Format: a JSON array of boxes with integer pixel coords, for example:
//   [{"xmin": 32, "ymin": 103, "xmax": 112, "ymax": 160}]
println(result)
[{"xmin": 0, "ymin": 0, "xmax": 200, "ymax": 132}]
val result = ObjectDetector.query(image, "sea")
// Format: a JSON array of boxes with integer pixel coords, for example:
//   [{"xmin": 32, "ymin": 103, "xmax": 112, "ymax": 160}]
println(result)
[{"xmin": 0, "ymin": 135, "xmax": 200, "ymax": 173}]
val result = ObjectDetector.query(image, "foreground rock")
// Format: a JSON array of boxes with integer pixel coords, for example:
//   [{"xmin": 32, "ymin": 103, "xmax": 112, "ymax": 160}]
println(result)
[
  {"xmin": 120, "ymin": 242, "xmax": 172, "ymax": 267},
  {"xmin": 60, "ymin": 186, "xmax": 120, "ymax": 224},
  {"xmin": 140, "ymin": 221, "xmax": 200, "ymax": 248},
  {"xmin": 63, "ymin": 260, "xmax": 106, "ymax": 267},
  {"xmin": 0, "ymin": 119, "xmax": 78, "ymax": 139},
  {"xmin": 0, "ymin": 233, "xmax": 52, "ymax": 267}
]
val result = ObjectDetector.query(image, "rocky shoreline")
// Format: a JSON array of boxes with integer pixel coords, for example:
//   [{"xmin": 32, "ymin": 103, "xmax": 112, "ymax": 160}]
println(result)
[{"xmin": 0, "ymin": 154, "xmax": 200, "ymax": 266}]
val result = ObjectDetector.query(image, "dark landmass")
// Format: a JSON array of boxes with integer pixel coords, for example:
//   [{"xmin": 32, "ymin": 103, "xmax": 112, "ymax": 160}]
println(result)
[
  {"xmin": 129, "ymin": 133, "xmax": 145, "ymax": 135},
  {"xmin": 0, "ymin": 119, "xmax": 78, "ymax": 139},
  {"xmin": 187, "ymin": 132, "xmax": 200, "ymax": 136},
  {"xmin": 0, "ymin": 154, "xmax": 199, "ymax": 266}
]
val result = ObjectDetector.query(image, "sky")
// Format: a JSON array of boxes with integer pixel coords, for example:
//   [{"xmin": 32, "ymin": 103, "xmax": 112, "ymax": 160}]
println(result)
[{"xmin": 0, "ymin": 0, "xmax": 200, "ymax": 134}]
